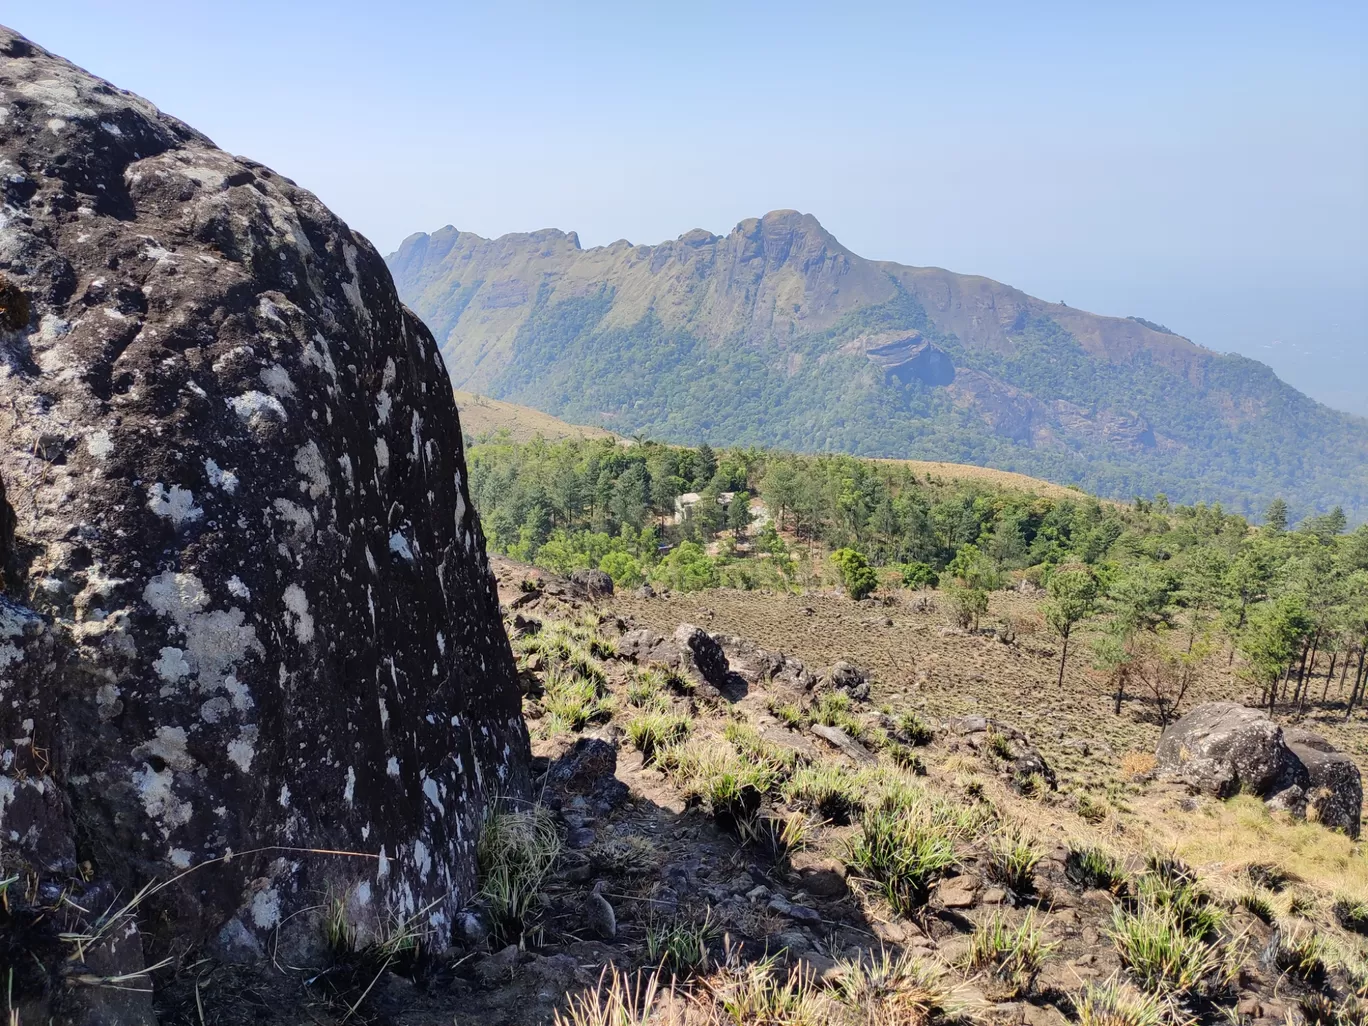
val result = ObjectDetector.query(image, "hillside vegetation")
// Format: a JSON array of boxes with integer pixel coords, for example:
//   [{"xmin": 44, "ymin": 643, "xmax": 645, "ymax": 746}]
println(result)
[
  {"xmin": 391, "ymin": 210, "xmax": 1368, "ymax": 522},
  {"xmin": 467, "ymin": 432, "xmax": 1368, "ymax": 732}
]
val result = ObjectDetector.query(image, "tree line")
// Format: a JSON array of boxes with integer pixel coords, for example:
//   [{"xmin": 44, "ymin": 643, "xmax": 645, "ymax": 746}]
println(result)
[{"xmin": 466, "ymin": 432, "xmax": 1368, "ymax": 723}]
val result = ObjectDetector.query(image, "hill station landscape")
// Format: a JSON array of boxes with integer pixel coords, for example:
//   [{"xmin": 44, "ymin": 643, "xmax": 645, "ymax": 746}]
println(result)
[{"xmin": 0, "ymin": 21, "xmax": 1366, "ymax": 1026}]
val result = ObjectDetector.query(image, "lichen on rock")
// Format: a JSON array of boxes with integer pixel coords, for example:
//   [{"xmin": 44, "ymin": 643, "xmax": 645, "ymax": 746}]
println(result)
[{"xmin": 0, "ymin": 20, "xmax": 529, "ymax": 980}]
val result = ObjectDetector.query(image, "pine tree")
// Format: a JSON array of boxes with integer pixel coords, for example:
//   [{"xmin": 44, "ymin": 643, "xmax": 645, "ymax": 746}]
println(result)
[{"xmin": 1264, "ymin": 497, "xmax": 1289, "ymax": 532}]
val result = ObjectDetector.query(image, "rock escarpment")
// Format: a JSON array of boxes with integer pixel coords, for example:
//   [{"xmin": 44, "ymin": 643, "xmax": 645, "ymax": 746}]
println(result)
[{"xmin": 0, "ymin": 21, "xmax": 529, "ymax": 986}]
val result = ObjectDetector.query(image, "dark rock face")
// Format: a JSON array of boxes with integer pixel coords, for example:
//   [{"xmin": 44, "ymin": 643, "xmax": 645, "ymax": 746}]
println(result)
[
  {"xmin": 1157, "ymin": 705, "xmax": 1361, "ymax": 836},
  {"xmin": 0, "ymin": 20, "xmax": 529, "ymax": 967},
  {"xmin": 673, "ymin": 623, "xmax": 730, "ymax": 690},
  {"xmin": 825, "ymin": 660, "xmax": 870, "ymax": 701},
  {"xmin": 1155, "ymin": 702, "xmax": 1296, "ymax": 798},
  {"xmin": 1284, "ymin": 728, "xmax": 1362, "ymax": 839}
]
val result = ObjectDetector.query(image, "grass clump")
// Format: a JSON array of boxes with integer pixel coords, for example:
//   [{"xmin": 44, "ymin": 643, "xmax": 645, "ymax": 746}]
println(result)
[
  {"xmin": 984, "ymin": 831, "xmax": 1042, "ymax": 893},
  {"xmin": 812, "ymin": 691, "xmax": 867, "ymax": 741},
  {"xmin": 1065, "ymin": 846, "xmax": 1126, "ymax": 893},
  {"xmin": 552, "ymin": 967, "xmax": 671, "ymax": 1026},
  {"xmin": 708, "ymin": 954, "xmax": 820, "ymax": 1025},
  {"xmin": 1072, "ymin": 978, "xmax": 1182, "ymax": 1026},
  {"xmin": 589, "ymin": 836, "xmax": 658, "ymax": 878},
  {"xmin": 478, "ymin": 803, "xmax": 562, "ymax": 945},
  {"xmin": 768, "ymin": 698, "xmax": 804, "ymax": 730},
  {"xmin": 1234, "ymin": 888, "xmax": 1277, "ymax": 924},
  {"xmin": 541, "ymin": 668, "xmax": 609, "ymax": 732},
  {"xmin": 737, "ymin": 812, "xmax": 810, "ymax": 868},
  {"xmin": 723, "ymin": 721, "xmax": 801, "ymax": 774},
  {"xmin": 781, "ymin": 763, "xmax": 864, "ymax": 825},
  {"xmin": 645, "ymin": 912, "xmax": 715, "ymax": 978},
  {"xmin": 627, "ymin": 712, "xmax": 692, "ymax": 762},
  {"xmin": 847, "ymin": 805, "xmax": 957, "ymax": 915},
  {"xmin": 966, "ymin": 911, "xmax": 1055, "ymax": 997},
  {"xmin": 657, "ymin": 737, "xmax": 775, "ymax": 828},
  {"xmin": 625, "ymin": 670, "xmax": 672, "ymax": 712},
  {"xmin": 1333, "ymin": 895, "xmax": 1368, "ymax": 936},
  {"xmin": 1272, "ymin": 927, "xmax": 1328, "ymax": 984},
  {"xmin": 895, "ymin": 710, "xmax": 934, "ymax": 746},
  {"xmin": 1108, "ymin": 902, "xmax": 1229, "ymax": 996},
  {"xmin": 833, "ymin": 947, "xmax": 966, "ymax": 1023}
]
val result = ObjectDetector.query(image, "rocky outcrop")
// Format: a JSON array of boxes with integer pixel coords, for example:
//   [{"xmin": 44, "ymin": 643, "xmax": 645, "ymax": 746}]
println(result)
[
  {"xmin": 1284, "ymin": 728, "xmax": 1362, "ymax": 839},
  {"xmin": 568, "ymin": 568, "xmax": 614, "ymax": 598},
  {"xmin": 1155, "ymin": 702, "xmax": 1297, "ymax": 798},
  {"xmin": 0, "ymin": 20, "xmax": 529, "ymax": 989},
  {"xmin": 1156, "ymin": 704, "xmax": 1361, "ymax": 836},
  {"xmin": 946, "ymin": 716, "xmax": 1057, "ymax": 792}
]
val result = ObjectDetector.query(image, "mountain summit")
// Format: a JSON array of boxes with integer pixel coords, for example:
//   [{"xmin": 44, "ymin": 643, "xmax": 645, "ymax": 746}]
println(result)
[{"xmin": 388, "ymin": 211, "xmax": 1368, "ymax": 520}]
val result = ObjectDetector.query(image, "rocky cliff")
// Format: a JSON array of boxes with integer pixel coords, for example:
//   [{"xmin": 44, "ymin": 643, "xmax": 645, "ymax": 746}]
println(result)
[
  {"xmin": 0, "ymin": 23, "xmax": 528, "ymax": 1010},
  {"xmin": 389, "ymin": 211, "xmax": 1368, "ymax": 521}
]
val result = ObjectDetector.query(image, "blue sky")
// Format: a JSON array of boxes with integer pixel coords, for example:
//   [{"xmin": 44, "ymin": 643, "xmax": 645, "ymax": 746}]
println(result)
[{"xmin": 11, "ymin": 2, "xmax": 1366, "ymax": 413}]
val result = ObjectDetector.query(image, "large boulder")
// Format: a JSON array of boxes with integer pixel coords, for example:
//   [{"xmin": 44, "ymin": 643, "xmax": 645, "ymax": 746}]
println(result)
[
  {"xmin": 0, "ymin": 21, "xmax": 529, "ymax": 990},
  {"xmin": 1157, "ymin": 704, "xmax": 1361, "ymax": 837},
  {"xmin": 1284, "ymin": 728, "xmax": 1362, "ymax": 839},
  {"xmin": 1155, "ymin": 702, "xmax": 1298, "ymax": 798},
  {"xmin": 673, "ymin": 623, "xmax": 731, "ymax": 690}
]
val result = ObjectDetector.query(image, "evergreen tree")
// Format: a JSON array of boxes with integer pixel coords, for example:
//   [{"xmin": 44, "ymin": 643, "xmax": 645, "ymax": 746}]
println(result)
[
  {"xmin": 1042, "ymin": 562, "xmax": 1098, "ymax": 688},
  {"xmin": 1264, "ymin": 497, "xmax": 1289, "ymax": 532}
]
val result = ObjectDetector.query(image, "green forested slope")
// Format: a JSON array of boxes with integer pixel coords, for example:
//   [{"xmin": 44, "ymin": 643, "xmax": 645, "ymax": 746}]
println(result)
[{"xmin": 389, "ymin": 211, "xmax": 1368, "ymax": 522}]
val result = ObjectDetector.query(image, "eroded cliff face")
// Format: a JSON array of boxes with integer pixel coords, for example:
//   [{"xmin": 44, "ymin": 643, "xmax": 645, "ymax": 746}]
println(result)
[{"xmin": 0, "ymin": 23, "xmax": 528, "ymax": 964}]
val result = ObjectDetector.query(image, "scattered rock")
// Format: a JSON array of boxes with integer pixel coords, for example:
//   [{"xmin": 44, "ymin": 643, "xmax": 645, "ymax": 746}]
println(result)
[
  {"xmin": 1284, "ymin": 727, "xmax": 1362, "ymax": 838},
  {"xmin": 809, "ymin": 723, "xmax": 877, "ymax": 765},
  {"xmin": 1156, "ymin": 702, "xmax": 1299, "ymax": 797},
  {"xmin": 936, "ymin": 874, "xmax": 981, "ymax": 909},
  {"xmin": 946, "ymin": 717, "xmax": 1056, "ymax": 790},
  {"xmin": 569, "ymin": 568, "xmax": 614, "ymax": 598},
  {"xmin": 825, "ymin": 660, "xmax": 871, "ymax": 701},
  {"xmin": 674, "ymin": 623, "xmax": 732, "ymax": 690},
  {"xmin": 1157, "ymin": 705, "xmax": 1361, "ymax": 835},
  {"xmin": 791, "ymin": 856, "xmax": 848, "ymax": 898}
]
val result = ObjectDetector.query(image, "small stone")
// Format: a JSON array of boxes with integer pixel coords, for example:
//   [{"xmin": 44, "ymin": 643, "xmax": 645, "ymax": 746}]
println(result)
[
  {"xmin": 981, "ymin": 886, "xmax": 1008, "ymax": 904},
  {"xmin": 746, "ymin": 884, "xmax": 771, "ymax": 902},
  {"xmin": 937, "ymin": 874, "xmax": 980, "ymax": 908}
]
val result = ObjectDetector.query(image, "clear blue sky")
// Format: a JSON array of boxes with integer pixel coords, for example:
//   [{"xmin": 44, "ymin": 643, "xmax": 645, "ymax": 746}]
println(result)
[{"xmin": 11, "ymin": 2, "xmax": 1366, "ymax": 413}]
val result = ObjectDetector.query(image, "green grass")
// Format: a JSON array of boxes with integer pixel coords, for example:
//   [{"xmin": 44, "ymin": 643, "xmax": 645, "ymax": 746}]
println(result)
[
  {"xmin": 1108, "ymin": 903, "xmax": 1228, "ymax": 996},
  {"xmin": 1072, "ymin": 978, "xmax": 1181, "ymax": 1026},
  {"xmin": 846, "ymin": 806, "xmax": 957, "ymax": 915},
  {"xmin": 644, "ymin": 912, "xmax": 715, "ymax": 977},
  {"xmin": 984, "ymin": 831, "xmax": 1042, "ymax": 893},
  {"xmin": 966, "ymin": 911, "xmax": 1055, "ymax": 996},
  {"xmin": 1066, "ymin": 846, "xmax": 1126, "ymax": 893},
  {"xmin": 767, "ymin": 698, "xmax": 804, "ymax": 729},
  {"xmin": 781, "ymin": 763, "xmax": 864, "ymax": 825},
  {"xmin": 896, "ymin": 710, "xmax": 934, "ymax": 746},
  {"xmin": 478, "ymin": 803, "xmax": 563, "ymax": 945},
  {"xmin": 626, "ymin": 712, "xmax": 692, "ymax": 762}
]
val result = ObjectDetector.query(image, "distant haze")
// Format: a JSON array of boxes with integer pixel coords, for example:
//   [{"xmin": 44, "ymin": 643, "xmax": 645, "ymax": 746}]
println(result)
[{"xmin": 12, "ymin": 1, "xmax": 1365, "ymax": 414}]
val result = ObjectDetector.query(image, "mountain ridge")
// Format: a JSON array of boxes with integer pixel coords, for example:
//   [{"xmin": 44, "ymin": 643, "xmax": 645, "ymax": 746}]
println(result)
[{"xmin": 388, "ymin": 210, "xmax": 1368, "ymax": 521}]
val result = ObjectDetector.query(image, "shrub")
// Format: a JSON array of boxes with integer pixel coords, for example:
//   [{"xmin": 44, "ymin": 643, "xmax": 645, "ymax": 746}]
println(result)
[
  {"xmin": 832, "ymin": 548, "xmax": 879, "ymax": 600},
  {"xmin": 944, "ymin": 581, "xmax": 989, "ymax": 631},
  {"xmin": 898, "ymin": 561, "xmax": 939, "ymax": 590}
]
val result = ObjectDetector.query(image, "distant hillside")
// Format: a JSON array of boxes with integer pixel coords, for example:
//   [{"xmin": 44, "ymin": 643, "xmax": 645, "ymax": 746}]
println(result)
[
  {"xmin": 455, "ymin": 390, "xmax": 615, "ymax": 442},
  {"xmin": 390, "ymin": 211, "xmax": 1368, "ymax": 521}
]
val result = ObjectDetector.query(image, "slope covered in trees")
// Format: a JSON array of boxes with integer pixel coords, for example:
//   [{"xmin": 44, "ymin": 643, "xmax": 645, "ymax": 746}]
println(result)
[
  {"xmin": 391, "ymin": 211, "xmax": 1368, "ymax": 522},
  {"xmin": 467, "ymin": 431, "xmax": 1368, "ymax": 721}
]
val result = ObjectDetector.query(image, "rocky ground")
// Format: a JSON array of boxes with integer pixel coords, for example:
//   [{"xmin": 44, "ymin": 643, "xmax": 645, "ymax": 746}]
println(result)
[{"xmin": 151, "ymin": 557, "xmax": 1366, "ymax": 1025}]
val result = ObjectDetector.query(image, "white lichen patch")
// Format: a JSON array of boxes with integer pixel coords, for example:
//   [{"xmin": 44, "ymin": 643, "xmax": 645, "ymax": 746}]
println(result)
[
  {"xmin": 143, "ymin": 572, "xmax": 261, "ymax": 696},
  {"xmin": 227, "ymin": 734, "xmax": 255, "ymax": 773},
  {"xmin": 259, "ymin": 363, "xmax": 296, "ymax": 398},
  {"xmin": 281, "ymin": 584, "xmax": 314, "ymax": 644},
  {"xmin": 374, "ymin": 437, "xmax": 389, "ymax": 471},
  {"xmin": 227, "ymin": 391, "xmax": 287, "ymax": 429},
  {"xmin": 205, "ymin": 458, "xmax": 240, "ymax": 494},
  {"xmin": 153, "ymin": 646, "xmax": 191, "ymax": 682},
  {"xmin": 250, "ymin": 887, "xmax": 281, "ymax": 929},
  {"xmin": 86, "ymin": 428, "xmax": 114, "ymax": 461},
  {"xmin": 343, "ymin": 766, "xmax": 355, "ymax": 806},
  {"xmin": 226, "ymin": 576, "xmax": 251, "ymax": 601},
  {"xmin": 388, "ymin": 532, "xmax": 414, "ymax": 563},
  {"xmin": 293, "ymin": 441, "xmax": 330, "ymax": 500},
  {"xmin": 147, "ymin": 483, "xmax": 203, "ymax": 527}
]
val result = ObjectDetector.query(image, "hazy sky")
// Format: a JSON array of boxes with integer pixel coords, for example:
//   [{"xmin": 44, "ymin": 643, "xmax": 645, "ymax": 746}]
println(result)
[{"xmin": 11, "ymin": 2, "xmax": 1366, "ymax": 414}]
